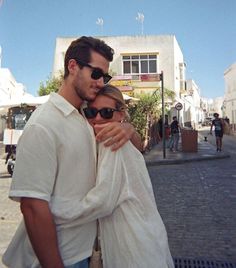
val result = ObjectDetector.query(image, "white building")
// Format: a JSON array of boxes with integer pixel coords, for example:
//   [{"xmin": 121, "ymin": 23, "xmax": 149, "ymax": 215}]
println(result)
[
  {"xmin": 0, "ymin": 47, "xmax": 28, "ymax": 139},
  {"xmin": 212, "ymin": 97, "xmax": 224, "ymax": 117},
  {"xmin": 0, "ymin": 68, "xmax": 27, "ymax": 139},
  {"xmin": 53, "ymin": 35, "xmax": 204, "ymax": 126},
  {"xmin": 0, "ymin": 68, "xmax": 25, "ymax": 101},
  {"xmin": 180, "ymin": 79, "xmax": 204, "ymax": 128},
  {"xmin": 224, "ymin": 62, "xmax": 236, "ymax": 123}
]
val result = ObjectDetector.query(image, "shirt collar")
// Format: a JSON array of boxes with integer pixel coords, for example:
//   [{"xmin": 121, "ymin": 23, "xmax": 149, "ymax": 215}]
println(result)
[{"xmin": 49, "ymin": 92, "xmax": 78, "ymax": 117}]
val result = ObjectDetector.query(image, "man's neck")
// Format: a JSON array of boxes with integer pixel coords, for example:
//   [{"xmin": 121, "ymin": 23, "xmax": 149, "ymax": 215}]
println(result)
[{"xmin": 58, "ymin": 81, "xmax": 82, "ymax": 109}]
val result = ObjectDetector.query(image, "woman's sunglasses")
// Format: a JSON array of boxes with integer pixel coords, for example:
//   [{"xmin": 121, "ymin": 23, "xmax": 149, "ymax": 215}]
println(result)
[
  {"xmin": 75, "ymin": 59, "xmax": 112, "ymax": 84},
  {"xmin": 83, "ymin": 107, "xmax": 119, "ymax": 119}
]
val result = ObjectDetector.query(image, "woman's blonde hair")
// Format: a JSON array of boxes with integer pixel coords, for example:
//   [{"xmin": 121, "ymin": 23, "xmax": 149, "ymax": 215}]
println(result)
[{"xmin": 96, "ymin": 84, "xmax": 130, "ymax": 121}]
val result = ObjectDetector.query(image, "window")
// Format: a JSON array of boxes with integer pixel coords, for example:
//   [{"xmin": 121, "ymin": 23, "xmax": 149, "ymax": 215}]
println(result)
[{"xmin": 122, "ymin": 54, "xmax": 157, "ymax": 75}]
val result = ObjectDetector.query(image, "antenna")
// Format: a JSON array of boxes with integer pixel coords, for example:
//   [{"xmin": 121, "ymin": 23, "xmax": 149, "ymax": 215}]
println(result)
[
  {"xmin": 136, "ymin": 12, "xmax": 144, "ymax": 35},
  {"xmin": 96, "ymin": 18, "xmax": 104, "ymax": 35}
]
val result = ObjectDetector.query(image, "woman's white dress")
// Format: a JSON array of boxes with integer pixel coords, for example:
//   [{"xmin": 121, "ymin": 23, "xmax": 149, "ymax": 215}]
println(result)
[{"xmin": 52, "ymin": 141, "xmax": 174, "ymax": 268}]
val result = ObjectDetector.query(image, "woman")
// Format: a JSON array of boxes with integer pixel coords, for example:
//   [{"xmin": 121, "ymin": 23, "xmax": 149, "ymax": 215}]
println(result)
[{"xmin": 51, "ymin": 85, "xmax": 174, "ymax": 268}]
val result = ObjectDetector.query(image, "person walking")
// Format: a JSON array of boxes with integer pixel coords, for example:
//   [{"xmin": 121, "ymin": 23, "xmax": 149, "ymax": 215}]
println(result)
[
  {"xmin": 210, "ymin": 112, "xmax": 224, "ymax": 152},
  {"xmin": 169, "ymin": 116, "xmax": 180, "ymax": 152},
  {"xmin": 51, "ymin": 84, "xmax": 175, "ymax": 268},
  {"xmin": 3, "ymin": 36, "xmax": 140, "ymax": 268}
]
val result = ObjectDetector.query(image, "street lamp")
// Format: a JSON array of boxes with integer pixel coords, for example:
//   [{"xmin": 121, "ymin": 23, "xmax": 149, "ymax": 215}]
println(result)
[
  {"xmin": 160, "ymin": 71, "xmax": 166, "ymax": 159},
  {"xmin": 154, "ymin": 71, "xmax": 165, "ymax": 158}
]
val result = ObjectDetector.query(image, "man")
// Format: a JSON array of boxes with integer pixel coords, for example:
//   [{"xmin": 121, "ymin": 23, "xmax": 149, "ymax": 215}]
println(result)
[
  {"xmin": 3, "ymin": 36, "xmax": 140, "ymax": 268},
  {"xmin": 210, "ymin": 112, "xmax": 224, "ymax": 152},
  {"xmin": 169, "ymin": 116, "xmax": 180, "ymax": 152}
]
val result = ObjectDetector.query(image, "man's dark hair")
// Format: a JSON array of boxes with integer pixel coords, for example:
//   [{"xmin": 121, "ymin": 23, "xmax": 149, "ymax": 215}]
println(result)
[{"xmin": 64, "ymin": 36, "xmax": 114, "ymax": 78}]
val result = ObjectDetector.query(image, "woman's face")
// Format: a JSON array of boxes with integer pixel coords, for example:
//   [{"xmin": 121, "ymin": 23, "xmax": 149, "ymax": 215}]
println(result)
[{"xmin": 87, "ymin": 95, "xmax": 124, "ymax": 127}]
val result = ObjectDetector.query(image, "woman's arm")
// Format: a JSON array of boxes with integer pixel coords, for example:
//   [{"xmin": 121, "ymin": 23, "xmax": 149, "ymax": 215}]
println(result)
[{"xmin": 51, "ymin": 143, "xmax": 126, "ymax": 227}]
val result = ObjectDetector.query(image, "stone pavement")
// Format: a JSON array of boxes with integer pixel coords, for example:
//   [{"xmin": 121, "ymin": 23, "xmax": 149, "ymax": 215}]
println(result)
[
  {"xmin": 0, "ymin": 161, "xmax": 21, "ymax": 268},
  {"xmin": 144, "ymin": 132, "xmax": 230, "ymax": 166},
  {"xmin": 0, "ymin": 142, "xmax": 21, "ymax": 267}
]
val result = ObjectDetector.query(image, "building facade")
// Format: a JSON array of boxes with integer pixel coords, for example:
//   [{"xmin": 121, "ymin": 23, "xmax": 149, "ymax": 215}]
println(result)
[
  {"xmin": 0, "ymin": 46, "xmax": 28, "ymax": 139},
  {"xmin": 0, "ymin": 68, "xmax": 27, "ymax": 139},
  {"xmin": 224, "ymin": 62, "xmax": 236, "ymax": 124},
  {"xmin": 180, "ymin": 79, "xmax": 204, "ymax": 128},
  {"xmin": 0, "ymin": 68, "xmax": 25, "ymax": 101},
  {"xmin": 53, "ymin": 35, "xmax": 205, "ymax": 127}
]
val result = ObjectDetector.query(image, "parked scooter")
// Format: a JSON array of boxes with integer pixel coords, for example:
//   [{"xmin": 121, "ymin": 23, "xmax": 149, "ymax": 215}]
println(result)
[{"xmin": 5, "ymin": 145, "xmax": 16, "ymax": 176}]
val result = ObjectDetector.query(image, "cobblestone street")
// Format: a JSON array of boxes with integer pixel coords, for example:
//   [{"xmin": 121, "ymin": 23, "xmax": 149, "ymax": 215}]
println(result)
[
  {"xmin": 0, "ymin": 160, "xmax": 21, "ymax": 267},
  {"xmin": 149, "ymin": 158, "xmax": 236, "ymax": 262}
]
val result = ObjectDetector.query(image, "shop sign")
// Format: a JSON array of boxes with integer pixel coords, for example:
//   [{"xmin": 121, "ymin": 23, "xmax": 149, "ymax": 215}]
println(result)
[
  {"xmin": 140, "ymin": 74, "xmax": 162, "ymax": 82},
  {"xmin": 111, "ymin": 79, "xmax": 132, "ymax": 87}
]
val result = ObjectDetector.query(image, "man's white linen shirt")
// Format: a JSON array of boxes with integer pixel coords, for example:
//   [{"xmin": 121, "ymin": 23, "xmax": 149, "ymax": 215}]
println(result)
[{"xmin": 7, "ymin": 93, "xmax": 97, "ymax": 266}]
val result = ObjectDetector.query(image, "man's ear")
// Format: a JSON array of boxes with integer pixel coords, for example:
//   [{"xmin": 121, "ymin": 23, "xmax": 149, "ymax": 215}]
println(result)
[{"xmin": 68, "ymin": 59, "xmax": 78, "ymax": 74}]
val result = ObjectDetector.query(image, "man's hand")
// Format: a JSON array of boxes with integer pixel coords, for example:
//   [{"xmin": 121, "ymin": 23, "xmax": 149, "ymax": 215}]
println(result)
[{"xmin": 95, "ymin": 122, "xmax": 142, "ymax": 151}]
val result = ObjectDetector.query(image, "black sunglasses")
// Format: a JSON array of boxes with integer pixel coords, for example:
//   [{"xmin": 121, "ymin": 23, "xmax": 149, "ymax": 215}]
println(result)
[
  {"xmin": 75, "ymin": 59, "xmax": 112, "ymax": 84},
  {"xmin": 83, "ymin": 107, "xmax": 119, "ymax": 119}
]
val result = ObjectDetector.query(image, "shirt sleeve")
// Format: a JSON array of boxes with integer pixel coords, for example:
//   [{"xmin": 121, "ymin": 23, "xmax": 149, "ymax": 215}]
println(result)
[
  {"xmin": 50, "ymin": 142, "xmax": 126, "ymax": 226},
  {"xmin": 9, "ymin": 124, "xmax": 57, "ymax": 202}
]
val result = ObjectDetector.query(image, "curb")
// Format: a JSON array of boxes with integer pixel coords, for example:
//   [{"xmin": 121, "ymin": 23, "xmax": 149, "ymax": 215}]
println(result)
[{"xmin": 145, "ymin": 153, "xmax": 230, "ymax": 166}]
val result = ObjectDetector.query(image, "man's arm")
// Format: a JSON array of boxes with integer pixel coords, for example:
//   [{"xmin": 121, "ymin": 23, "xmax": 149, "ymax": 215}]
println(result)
[
  {"xmin": 95, "ymin": 122, "xmax": 143, "ymax": 151},
  {"xmin": 21, "ymin": 198, "xmax": 64, "ymax": 268}
]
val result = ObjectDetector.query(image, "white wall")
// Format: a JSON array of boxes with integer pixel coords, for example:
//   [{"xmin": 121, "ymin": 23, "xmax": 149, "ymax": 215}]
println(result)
[
  {"xmin": 181, "ymin": 79, "xmax": 203, "ymax": 128},
  {"xmin": 224, "ymin": 62, "xmax": 236, "ymax": 123},
  {"xmin": 0, "ymin": 68, "xmax": 26, "ymax": 139},
  {"xmin": 53, "ymin": 35, "xmax": 220, "ymax": 126},
  {"xmin": 213, "ymin": 97, "xmax": 224, "ymax": 117},
  {"xmin": 0, "ymin": 68, "xmax": 25, "ymax": 100},
  {"xmin": 53, "ymin": 35, "xmax": 185, "ymax": 97}
]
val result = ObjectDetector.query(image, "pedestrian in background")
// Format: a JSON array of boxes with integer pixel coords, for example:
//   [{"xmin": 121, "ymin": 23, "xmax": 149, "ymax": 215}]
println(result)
[
  {"xmin": 169, "ymin": 116, "xmax": 180, "ymax": 152},
  {"xmin": 158, "ymin": 116, "xmax": 163, "ymax": 139},
  {"xmin": 3, "ymin": 36, "xmax": 141, "ymax": 268},
  {"xmin": 210, "ymin": 112, "xmax": 224, "ymax": 152}
]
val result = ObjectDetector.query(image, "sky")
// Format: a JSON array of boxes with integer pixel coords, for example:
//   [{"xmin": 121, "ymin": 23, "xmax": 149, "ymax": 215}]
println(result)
[{"xmin": 0, "ymin": 0, "xmax": 235, "ymax": 98}]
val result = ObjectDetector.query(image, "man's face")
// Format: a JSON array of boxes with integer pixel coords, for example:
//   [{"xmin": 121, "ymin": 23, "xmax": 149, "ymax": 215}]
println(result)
[{"xmin": 72, "ymin": 51, "xmax": 110, "ymax": 102}]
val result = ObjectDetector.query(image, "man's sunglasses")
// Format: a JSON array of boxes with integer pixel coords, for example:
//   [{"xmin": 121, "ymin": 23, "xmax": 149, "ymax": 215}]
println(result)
[
  {"xmin": 83, "ymin": 107, "xmax": 119, "ymax": 119},
  {"xmin": 75, "ymin": 59, "xmax": 112, "ymax": 84}
]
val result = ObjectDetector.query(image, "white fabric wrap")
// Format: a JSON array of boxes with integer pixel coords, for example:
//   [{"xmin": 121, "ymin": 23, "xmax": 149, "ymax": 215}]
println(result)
[{"xmin": 50, "ymin": 141, "xmax": 174, "ymax": 268}]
